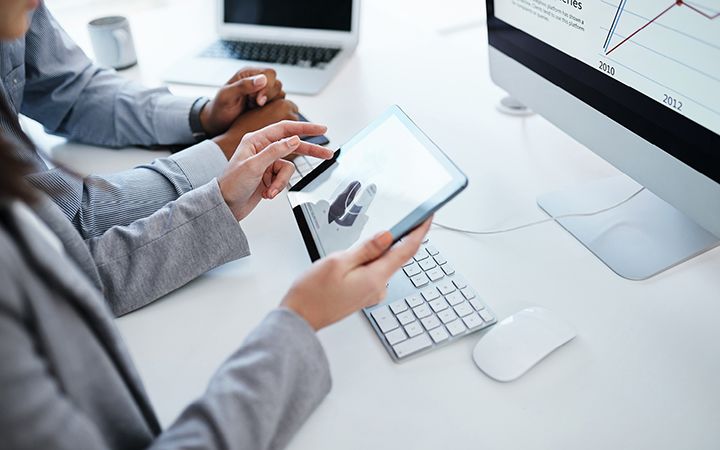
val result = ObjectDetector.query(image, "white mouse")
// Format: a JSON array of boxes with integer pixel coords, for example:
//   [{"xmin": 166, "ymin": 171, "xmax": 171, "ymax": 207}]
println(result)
[{"xmin": 472, "ymin": 307, "xmax": 576, "ymax": 382}]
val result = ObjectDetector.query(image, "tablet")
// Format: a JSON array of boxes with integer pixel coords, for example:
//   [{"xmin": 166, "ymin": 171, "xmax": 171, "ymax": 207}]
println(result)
[{"xmin": 288, "ymin": 105, "xmax": 468, "ymax": 261}]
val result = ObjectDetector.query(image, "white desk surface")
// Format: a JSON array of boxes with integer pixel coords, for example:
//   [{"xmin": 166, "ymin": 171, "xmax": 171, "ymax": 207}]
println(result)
[{"xmin": 32, "ymin": 0, "xmax": 720, "ymax": 448}]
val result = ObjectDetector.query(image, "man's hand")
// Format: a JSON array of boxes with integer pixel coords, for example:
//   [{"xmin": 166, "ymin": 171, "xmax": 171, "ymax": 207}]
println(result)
[
  {"xmin": 200, "ymin": 68, "xmax": 285, "ymax": 137},
  {"xmin": 217, "ymin": 121, "xmax": 333, "ymax": 221},
  {"xmin": 212, "ymin": 99, "xmax": 300, "ymax": 159}
]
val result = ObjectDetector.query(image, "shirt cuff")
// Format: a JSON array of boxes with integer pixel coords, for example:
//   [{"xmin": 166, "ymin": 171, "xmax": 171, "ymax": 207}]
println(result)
[
  {"xmin": 169, "ymin": 140, "xmax": 228, "ymax": 189},
  {"xmin": 154, "ymin": 95, "xmax": 197, "ymax": 145}
]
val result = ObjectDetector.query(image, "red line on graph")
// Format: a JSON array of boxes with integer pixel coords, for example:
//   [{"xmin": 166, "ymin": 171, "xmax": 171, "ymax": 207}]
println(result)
[
  {"xmin": 606, "ymin": 0, "xmax": 720, "ymax": 56},
  {"xmin": 684, "ymin": 1, "xmax": 720, "ymax": 19}
]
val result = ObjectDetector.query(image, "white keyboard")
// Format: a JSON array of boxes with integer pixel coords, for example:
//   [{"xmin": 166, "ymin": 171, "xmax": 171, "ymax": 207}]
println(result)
[
  {"xmin": 288, "ymin": 160, "xmax": 496, "ymax": 361},
  {"xmin": 364, "ymin": 238, "xmax": 496, "ymax": 362}
]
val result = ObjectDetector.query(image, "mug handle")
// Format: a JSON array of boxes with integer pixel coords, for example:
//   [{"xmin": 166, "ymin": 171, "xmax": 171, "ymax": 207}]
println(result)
[{"xmin": 112, "ymin": 28, "xmax": 130, "ymax": 66}]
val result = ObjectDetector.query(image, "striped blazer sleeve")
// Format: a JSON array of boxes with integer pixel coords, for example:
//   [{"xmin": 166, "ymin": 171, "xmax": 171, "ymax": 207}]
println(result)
[
  {"xmin": 26, "ymin": 140, "xmax": 228, "ymax": 239},
  {"xmin": 21, "ymin": 3, "xmax": 197, "ymax": 147}
]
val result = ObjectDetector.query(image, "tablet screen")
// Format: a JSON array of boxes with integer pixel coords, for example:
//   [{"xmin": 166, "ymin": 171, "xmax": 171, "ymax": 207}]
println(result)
[{"xmin": 289, "ymin": 106, "xmax": 466, "ymax": 259}]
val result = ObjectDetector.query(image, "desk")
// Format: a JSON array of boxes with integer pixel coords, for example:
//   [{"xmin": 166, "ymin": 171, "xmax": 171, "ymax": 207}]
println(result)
[{"xmin": 34, "ymin": 0, "xmax": 720, "ymax": 448}]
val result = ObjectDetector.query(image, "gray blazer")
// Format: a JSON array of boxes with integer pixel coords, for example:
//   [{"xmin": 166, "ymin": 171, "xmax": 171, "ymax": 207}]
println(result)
[{"xmin": 0, "ymin": 183, "xmax": 331, "ymax": 450}]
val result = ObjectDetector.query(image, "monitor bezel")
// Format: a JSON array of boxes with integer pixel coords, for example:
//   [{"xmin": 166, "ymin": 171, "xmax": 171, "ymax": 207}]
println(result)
[
  {"xmin": 217, "ymin": 0, "xmax": 360, "ymax": 46},
  {"xmin": 486, "ymin": 1, "xmax": 720, "ymax": 184}
]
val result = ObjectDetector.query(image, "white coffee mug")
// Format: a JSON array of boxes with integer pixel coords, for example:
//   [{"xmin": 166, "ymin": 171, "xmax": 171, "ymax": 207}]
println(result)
[{"xmin": 87, "ymin": 16, "xmax": 137, "ymax": 70}]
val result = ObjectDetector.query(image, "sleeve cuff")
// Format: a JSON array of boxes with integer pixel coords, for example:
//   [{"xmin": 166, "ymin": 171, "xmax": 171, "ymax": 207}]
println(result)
[
  {"xmin": 154, "ymin": 95, "xmax": 197, "ymax": 145},
  {"xmin": 169, "ymin": 140, "xmax": 228, "ymax": 189}
]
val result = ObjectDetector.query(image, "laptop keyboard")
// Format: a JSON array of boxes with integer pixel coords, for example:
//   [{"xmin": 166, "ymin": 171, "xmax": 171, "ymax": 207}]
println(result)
[
  {"xmin": 200, "ymin": 40, "xmax": 341, "ymax": 68},
  {"xmin": 365, "ymin": 240, "xmax": 497, "ymax": 361}
]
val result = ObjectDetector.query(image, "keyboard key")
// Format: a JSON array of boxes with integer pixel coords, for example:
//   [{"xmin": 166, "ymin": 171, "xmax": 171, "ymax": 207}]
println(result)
[
  {"xmin": 426, "ymin": 268, "xmax": 444, "ymax": 282},
  {"xmin": 385, "ymin": 328, "xmax": 407, "ymax": 345},
  {"xmin": 437, "ymin": 280, "xmax": 456, "ymax": 295},
  {"xmin": 389, "ymin": 300, "xmax": 408, "ymax": 314},
  {"xmin": 371, "ymin": 306, "xmax": 400, "ymax": 333},
  {"xmin": 479, "ymin": 310, "xmax": 495, "ymax": 322},
  {"xmin": 396, "ymin": 310, "xmax": 416, "ymax": 326},
  {"xmin": 404, "ymin": 321, "xmax": 424, "ymax": 338},
  {"xmin": 414, "ymin": 248, "xmax": 429, "ymax": 261},
  {"xmin": 452, "ymin": 277, "xmax": 468, "ymax": 289},
  {"xmin": 462, "ymin": 313, "xmax": 484, "ymax": 330},
  {"xmin": 446, "ymin": 319, "xmax": 467, "ymax": 336},
  {"xmin": 434, "ymin": 254, "xmax": 448, "ymax": 265},
  {"xmin": 425, "ymin": 245, "xmax": 440, "ymax": 256},
  {"xmin": 403, "ymin": 258, "xmax": 415, "ymax": 267},
  {"xmin": 461, "ymin": 287, "xmax": 476, "ymax": 300},
  {"xmin": 421, "ymin": 314, "xmax": 441, "ymax": 330},
  {"xmin": 429, "ymin": 326, "xmax": 449, "ymax": 343},
  {"xmin": 445, "ymin": 291, "xmax": 464, "ymax": 306},
  {"xmin": 442, "ymin": 264, "xmax": 455, "ymax": 276},
  {"xmin": 403, "ymin": 263, "xmax": 422, "ymax": 277},
  {"xmin": 469, "ymin": 298, "xmax": 485, "ymax": 311},
  {"xmin": 438, "ymin": 309, "xmax": 457, "ymax": 324},
  {"xmin": 410, "ymin": 273, "xmax": 430, "ymax": 288},
  {"xmin": 418, "ymin": 258, "xmax": 436, "ymax": 271},
  {"xmin": 413, "ymin": 304, "xmax": 432, "ymax": 319},
  {"xmin": 454, "ymin": 301, "xmax": 474, "ymax": 317},
  {"xmin": 421, "ymin": 287, "xmax": 440, "ymax": 301},
  {"xmin": 429, "ymin": 298, "xmax": 449, "ymax": 313},
  {"xmin": 393, "ymin": 334, "xmax": 432, "ymax": 359},
  {"xmin": 406, "ymin": 294, "xmax": 424, "ymax": 308}
]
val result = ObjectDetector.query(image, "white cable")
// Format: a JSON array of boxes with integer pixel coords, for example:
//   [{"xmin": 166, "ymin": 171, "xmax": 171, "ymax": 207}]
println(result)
[{"xmin": 432, "ymin": 187, "xmax": 646, "ymax": 236}]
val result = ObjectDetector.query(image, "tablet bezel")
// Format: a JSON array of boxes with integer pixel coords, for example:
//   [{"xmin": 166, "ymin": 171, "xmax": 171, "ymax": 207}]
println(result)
[{"xmin": 289, "ymin": 105, "xmax": 468, "ymax": 262}]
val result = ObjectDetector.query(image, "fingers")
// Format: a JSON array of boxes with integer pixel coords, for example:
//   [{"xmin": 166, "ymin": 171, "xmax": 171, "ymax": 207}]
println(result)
[
  {"xmin": 250, "ymin": 135, "xmax": 303, "ymax": 169},
  {"xmin": 368, "ymin": 218, "xmax": 433, "ymax": 278},
  {"xmin": 344, "ymin": 231, "xmax": 394, "ymax": 268},
  {"xmin": 228, "ymin": 74, "xmax": 268, "ymax": 96},
  {"xmin": 226, "ymin": 68, "xmax": 283, "ymax": 106},
  {"xmin": 263, "ymin": 160, "xmax": 295, "ymax": 199},
  {"xmin": 294, "ymin": 141, "xmax": 334, "ymax": 160},
  {"xmin": 226, "ymin": 67, "xmax": 265, "ymax": 84},
  {"xmin": 250, "ymin": 120, "xmax": 327, "ymax": 145},
  {"xmin": 257, "ymin": 78, "xmax": 283, "ymax": 106}
]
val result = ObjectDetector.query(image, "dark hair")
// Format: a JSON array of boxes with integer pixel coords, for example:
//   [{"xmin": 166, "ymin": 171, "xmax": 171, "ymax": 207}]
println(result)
[
  {"xmin": 0, "ymin": 95, "xmax": 36, "ymax": 203},
  {"xmin": 0, "ymin": 135, "xmax": 34, "ymax": 202}
]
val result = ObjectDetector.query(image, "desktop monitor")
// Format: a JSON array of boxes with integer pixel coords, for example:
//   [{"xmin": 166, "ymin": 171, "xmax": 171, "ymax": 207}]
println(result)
[{"xmin": 486, "ymin": 0, "xmax": 720, "ymax": 279}]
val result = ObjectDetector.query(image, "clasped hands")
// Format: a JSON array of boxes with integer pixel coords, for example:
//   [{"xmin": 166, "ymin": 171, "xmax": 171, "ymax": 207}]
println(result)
[{"xmin": 197, "ymin": 67, "xmax": 302, "ymax": 159}]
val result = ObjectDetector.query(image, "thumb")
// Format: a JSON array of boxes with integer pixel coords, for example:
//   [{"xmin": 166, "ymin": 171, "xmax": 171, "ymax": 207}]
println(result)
[
  {"xmin": 228, "ymin": 74, "xmax": 267, "ymax": 96},
  {"xmin": 344, "ymin": 231, "xmax": 394, "ymax": 268}
]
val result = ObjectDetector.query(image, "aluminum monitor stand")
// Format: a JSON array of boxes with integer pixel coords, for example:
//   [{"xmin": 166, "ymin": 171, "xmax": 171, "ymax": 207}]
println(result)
[{"xmin": 537, "ymin": 176, "xmax": 719, "ymax": 280}]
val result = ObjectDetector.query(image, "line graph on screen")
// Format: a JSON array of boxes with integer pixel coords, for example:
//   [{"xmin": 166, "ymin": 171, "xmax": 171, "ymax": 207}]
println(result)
[{"xmin": 598, "ymin": 0, "xmax": 720, "ymax": 130}]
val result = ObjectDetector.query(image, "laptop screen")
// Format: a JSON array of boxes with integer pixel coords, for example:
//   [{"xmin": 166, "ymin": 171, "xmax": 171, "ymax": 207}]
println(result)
[{"xmin": 224, "ymin": 0, "xmax": 353, "ymax": 32}]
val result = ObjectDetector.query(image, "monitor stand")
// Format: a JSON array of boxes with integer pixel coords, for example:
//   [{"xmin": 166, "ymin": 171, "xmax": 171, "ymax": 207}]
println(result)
[{"xmin": 537, "ymin": 176, "xmax": 719, "ymax": 280}]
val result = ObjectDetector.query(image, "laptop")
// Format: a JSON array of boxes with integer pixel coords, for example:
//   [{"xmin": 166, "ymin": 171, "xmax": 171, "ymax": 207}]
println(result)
[{"xmin": 164, "ymin": 0, "xmax": 360, "ymax": 95}]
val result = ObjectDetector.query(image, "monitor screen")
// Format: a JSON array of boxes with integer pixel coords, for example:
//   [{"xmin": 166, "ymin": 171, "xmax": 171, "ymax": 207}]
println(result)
[
  {"xmin": 487, "ymin": 0, "xmax": 720, "ymax": 183},
  {"xmin": 224, "ymin": 0, "xmax": 353, "ymax": 32}
]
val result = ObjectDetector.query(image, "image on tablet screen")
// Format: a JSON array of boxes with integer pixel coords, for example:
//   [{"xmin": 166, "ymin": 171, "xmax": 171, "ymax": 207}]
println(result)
[{"xmin": 289, "ymin": 113, "xmax": 452, "ymax": 256}]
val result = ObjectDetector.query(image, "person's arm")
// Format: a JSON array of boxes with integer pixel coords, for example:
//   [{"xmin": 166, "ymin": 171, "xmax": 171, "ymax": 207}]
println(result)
[
  {"xmin": 0, "ymin": 277, "xmax": 329, "ymax": 450},
  {"xmin": 85, "ymin": 178, "xmax": 248, "ymax": 316},
  {"xmin": 26, "ymin": 139, "xmax": 228, "ymax": 239},
  {"xmin": 151, "ymin": 308, "xmax": 331, "ymax": 450},
  {"xmin": 22, "ymin": 3, "xmax": 196, "ymax": 147},
  {"xmin": 21, "ymin": 4, "xmax": 290, "ymax": 149}
]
